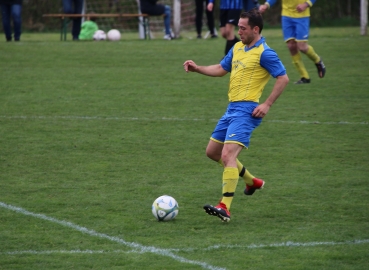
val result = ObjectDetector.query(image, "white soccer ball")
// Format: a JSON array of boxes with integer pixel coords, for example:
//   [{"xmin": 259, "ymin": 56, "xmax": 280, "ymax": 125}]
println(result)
[
  {"xmin": 152, "ymin": 195, "xmax": 179, "ymax": 221},
  {"xmin": 107, "ymin": 29, "xmax": 121, "ymax": 41},
  {"xmin": 93, "ymin": 30, "xmax": 106, "ymax": 41}
]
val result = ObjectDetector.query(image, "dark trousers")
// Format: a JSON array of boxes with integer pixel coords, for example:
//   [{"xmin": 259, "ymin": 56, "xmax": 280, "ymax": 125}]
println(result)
[
  {"xmin": 0, "ymin": 3, "xmax": 22, "ymax": 41},
  {"xmin": 195, "ymin": 0, "xmax": 215, "ymax": 36},
  {"xmin": 63, "ymin": 0, "xmax": 84, "ymax": 39}
]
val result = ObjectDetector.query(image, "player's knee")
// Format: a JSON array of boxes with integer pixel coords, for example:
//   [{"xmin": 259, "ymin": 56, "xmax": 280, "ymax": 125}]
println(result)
[
  {"xmin": 220, "ymin": 151, "xmax": 233, "ymax": 165},
  {"xmin": 286, "ymin": 41, "xmax": 296, "ymax": 50},
  {"xmin": 206, "ymin": 148, "xmax": 220, "ymax": 161},
  {"xmin": 297, "ymin": 42, "xmax": 308, "ymax": 53}
]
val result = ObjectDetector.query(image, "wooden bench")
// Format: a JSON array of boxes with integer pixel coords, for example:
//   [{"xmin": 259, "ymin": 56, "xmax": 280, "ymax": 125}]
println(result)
[{"xmin": 42, "ymin": 13, "xmax": 152, "ymax": 41}]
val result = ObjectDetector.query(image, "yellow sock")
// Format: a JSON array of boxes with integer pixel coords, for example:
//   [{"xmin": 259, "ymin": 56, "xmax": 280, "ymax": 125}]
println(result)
[
  {"xmin": 236, "ymin": 159, "xmax": 255, "ymax": 186},
  {"xmin": 292, "ymin": 52, "xmax": 309, "ymax": 79},
  {"xmin": 219, "ymin": 159, "xmax": 255, "ymax": 185},
  {"xmin": 220, "ymin": 167, "xmax": 239, "ymax": 210},
  {"xmin": 305, "ymin": 45, "xmax": 320, "ymax": 63},
  {"xmin": 217, "ymin": 159, "xmax": 224, "ymax": 167}
]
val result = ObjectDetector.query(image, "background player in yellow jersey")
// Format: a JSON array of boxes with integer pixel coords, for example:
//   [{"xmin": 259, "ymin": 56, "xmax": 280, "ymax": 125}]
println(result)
[
  {"xmin": 183, "ymin": 9, "xmax": 289, "ymax": 222},
  {"xmin": 259, "ymin": 0, "xmax": 326, "ymax": 84}
]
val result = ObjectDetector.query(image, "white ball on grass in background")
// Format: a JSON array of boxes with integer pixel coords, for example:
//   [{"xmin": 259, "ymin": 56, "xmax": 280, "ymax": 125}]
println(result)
[
  {"xmin": 107, "ymin": 29, "xmax": 121, "ymax": 41},
  {"xmin": 93, "ymin": 30, "xmax": 106, "ymax": 41},
  {"xmin": 152, "ymin": 195, "xmax": 179, "ymax": 221}
]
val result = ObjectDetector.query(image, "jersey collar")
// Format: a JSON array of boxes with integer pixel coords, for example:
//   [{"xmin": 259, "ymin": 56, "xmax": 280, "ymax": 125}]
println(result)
[{"xmin": 244, "ymin": 36, "xmax": 265, "ymax": 51}]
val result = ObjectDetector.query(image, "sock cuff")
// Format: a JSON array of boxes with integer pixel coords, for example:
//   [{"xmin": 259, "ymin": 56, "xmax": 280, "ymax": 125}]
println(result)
[
  {"xmin": 292, "ymin": 52, "xmax": 302, "ymax": 61},
  {"xmin": 224, "ymin": 167, "xmax": 239, "ymax": 178},
  {"xmin": 239, "ymin": 166, "xmax": 246, "ymax": 177},
  {"xmin": 218, "ymin": 159, "xmax": 224, "ymax": 167}
]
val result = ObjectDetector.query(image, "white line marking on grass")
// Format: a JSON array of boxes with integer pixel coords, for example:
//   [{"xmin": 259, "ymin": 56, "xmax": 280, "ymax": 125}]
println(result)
[
  {"xmin": 0, "ymin": 115, "xmax": 368, "ymax": 125},
  {"xmin": 166, "ymin": 239, "xmax": 369, "ymax": 252},
  {"xmin": 2, "ymin": 249, "xmax": 134, "ymax": 255},
  {"xmin": 3, "ymin": 239, "xmax": 369, "ymax": 256},
  {"xmin": 0, "ymin": 202, "xmax": 225, "ymax": 270}
]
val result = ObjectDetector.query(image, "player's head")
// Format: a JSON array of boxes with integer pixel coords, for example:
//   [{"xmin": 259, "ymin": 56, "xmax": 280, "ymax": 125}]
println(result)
[
  {"xmin": 240, "ymin": 8, "xmax": 264, "ymax": 33},
  {"xmin": 238, "ymin": 9, "xmax": 263, "ymax": 45}
]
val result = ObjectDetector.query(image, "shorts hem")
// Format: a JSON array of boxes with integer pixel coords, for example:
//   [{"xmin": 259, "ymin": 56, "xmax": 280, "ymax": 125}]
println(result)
[
  {"xmin": 224, "ymin": 140, "xmax": 248, "ymax": 149},
  {"xmin": 210, "ymin": 137, "xmax": 224, "ymax": 144}
]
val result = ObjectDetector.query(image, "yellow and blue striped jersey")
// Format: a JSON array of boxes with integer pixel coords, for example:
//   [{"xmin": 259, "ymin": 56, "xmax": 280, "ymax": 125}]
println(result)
[
  {"xmin": 266, "ymin": 0, "xmax": 316, "ymax": 18},
  {"xmin": 220, "ymin": 37, "xmax": 286, "ymax": 103}
]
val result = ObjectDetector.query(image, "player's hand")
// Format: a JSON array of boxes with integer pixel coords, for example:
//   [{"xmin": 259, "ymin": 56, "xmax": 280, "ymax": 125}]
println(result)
[
  {"xmin": 259, "ymin": 4, "xmax": 268, "ymax": 13},
  {"xmin": 183, "ymin": 60, "xmax": 198, "ymax": 73},
  {"xmin": 207, "ymin": 3, "xmax": 213, "ymax": 11},
  {"xmin": 252, "ymin": 103, "xmax": 270, "ymax": 118},
  {"xmin": 296, "ymin": 2, "xmax": 309, "ymax": 12}
]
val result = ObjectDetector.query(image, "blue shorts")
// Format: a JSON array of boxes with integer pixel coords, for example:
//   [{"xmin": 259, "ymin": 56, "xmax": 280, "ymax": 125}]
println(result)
[
  {"xmin": 211, "ymin": 102, "xmax": 262, "ymax": 148},
  {"xmin": 281, "ymin": 16, "xmax": 310, "ymax": 42}
]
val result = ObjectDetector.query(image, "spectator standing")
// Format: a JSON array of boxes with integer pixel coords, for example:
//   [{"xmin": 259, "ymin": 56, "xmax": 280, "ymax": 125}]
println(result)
[
  {"xmin": 195, "ymin": 0, "xmax": 217, "ymax": 39},
  {"xmin": 0, "ymin": 0, "xmax": 22, "ymax": 41},
  {"xmin": 139, "ymin": 0, "xmax": 173, "ymax": 40},
  {"xmin": 63, "ymin": 0, "xmax": 84, "ymax": 40}
]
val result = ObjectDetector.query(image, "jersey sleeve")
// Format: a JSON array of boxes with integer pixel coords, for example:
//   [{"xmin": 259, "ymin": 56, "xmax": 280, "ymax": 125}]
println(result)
[
  {"xmin": 265, "ymin": 0, "xmax": 277, "ymax": 8},
  {"xmin": 220, "ymin": 46, "xmax": 234, "ymax": 72},
  {"xmin": 260, "ymin": 48, "xmax": 287, "ymax": 78},
  {"xmin": 306, "ymin": 0, "xmax": 316, "ymax": 7}
]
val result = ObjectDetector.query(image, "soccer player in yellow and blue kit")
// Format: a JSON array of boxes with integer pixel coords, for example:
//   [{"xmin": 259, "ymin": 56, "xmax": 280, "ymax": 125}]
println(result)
[
  {"xmin": 260, "ymin": 0, "xmax": 326, "ymax": 84},
  {"xmin": 183, "ymin": 9, "xmax": 289, "ymax": 222}
]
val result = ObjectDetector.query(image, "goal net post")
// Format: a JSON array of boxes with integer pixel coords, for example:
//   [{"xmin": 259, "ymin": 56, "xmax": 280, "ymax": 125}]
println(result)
[
  {"xmin": 173, "ymin": 0, "xmax": 181, "ymax": 38},
  {"xmin": 361, "ymin": 0, "xmax": 368, "ymax": 35}
]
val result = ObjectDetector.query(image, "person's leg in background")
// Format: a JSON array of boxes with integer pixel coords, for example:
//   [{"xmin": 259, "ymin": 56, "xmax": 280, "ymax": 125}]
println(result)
[
  {"xmin": 163, "ymin": 5, "xmax": 172, "ymax": 38},
  {"xmin": 1, "ymin": 4, "xmax": 12, "ymax": 41},
  {"xmin": 63, "ymin": 0, "xmax": 84, "ymax": 40},
  {"xmin": 71, "ymin": 0, "xmax": 84, "ymax": 40},
  {"xmin": 220, "ymin": 10, "xmax": 241, "ymax": 55},
  {"xmin": 295, "ymin": 17, "xmax": 326, "ymax": 79},
  {"xmin": 195, "ymin": 0, "xmax": 204, "ymax": 38},
  {"xmin": 205, "ymin": 0, "xmax": 216, "ymax": 37},
  {"xmin": 11, "ymin": 4, "xmax": 22, "ymax": 41},
  {"xmin": 282, "ymin": 16, "xmax": 310, "ymax": 84}
]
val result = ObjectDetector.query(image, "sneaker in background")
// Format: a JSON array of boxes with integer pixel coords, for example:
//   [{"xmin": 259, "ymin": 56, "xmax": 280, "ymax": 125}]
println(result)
[{"xmin": 163, "ymin": 34, "xmax": 172, "ymax": 40}]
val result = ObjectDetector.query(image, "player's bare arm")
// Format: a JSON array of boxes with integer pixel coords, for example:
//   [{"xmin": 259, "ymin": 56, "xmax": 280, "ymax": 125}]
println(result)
[
  {"xmin": 207, "ymin": 2, "xmax": 213, "ymax": 12},
  {"xmin": 259, "ymin": 3, "xmax": 269, "ymax": 13},
  {"xmin": 183, "ymin": 60, "xmax": 228, "ymax": 77},
  {"xmin": 296, "ymin": 2, "xmax": 309, "ymax": 12},
  {"xmin": 252, "ymin": 74, "xmax": 289, "ymax": 118}
]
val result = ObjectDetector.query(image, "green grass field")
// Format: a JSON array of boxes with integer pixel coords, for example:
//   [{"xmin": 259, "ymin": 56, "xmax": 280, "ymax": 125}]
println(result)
[{"xmin": 1, "ymin": 27, "xmax": 368, "ymax": 270}]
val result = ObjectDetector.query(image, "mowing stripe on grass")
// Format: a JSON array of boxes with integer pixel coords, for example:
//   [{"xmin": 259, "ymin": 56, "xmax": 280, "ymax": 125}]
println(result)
[
  {"xmin": 0, "ymin": 202, "xmax": 225, "ymax": 270},
  {"xmin": 0, "ymin": 115, "xmax": 368, "ymax": 125}
]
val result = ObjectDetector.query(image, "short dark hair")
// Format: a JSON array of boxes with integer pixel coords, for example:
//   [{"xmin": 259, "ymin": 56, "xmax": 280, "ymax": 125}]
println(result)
[{"xmin": 240, "ymin": 8, "xmax": 263, "ymax": 33}]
